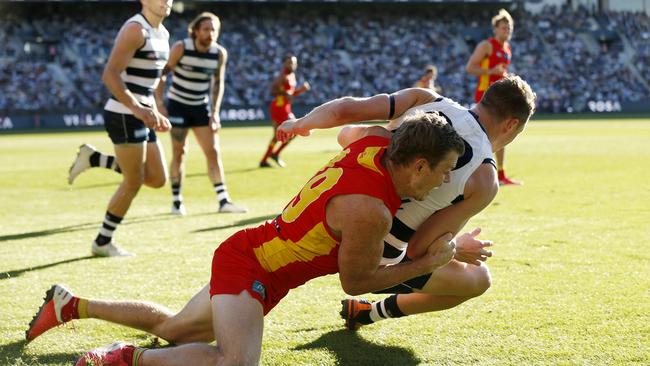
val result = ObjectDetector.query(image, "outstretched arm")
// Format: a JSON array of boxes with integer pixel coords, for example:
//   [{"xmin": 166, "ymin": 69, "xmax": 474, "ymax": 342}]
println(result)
[
  {"xmin": 276, "ymin": 88, "xmax": 438, "ymax": 142},
  {"xmin": 292, "ymin": 81, "xmax": 310, "ymax": 97}
]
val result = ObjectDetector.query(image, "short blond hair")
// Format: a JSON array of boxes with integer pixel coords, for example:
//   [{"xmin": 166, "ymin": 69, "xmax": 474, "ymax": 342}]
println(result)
[
  {"xmin": 188, "ymin": 12, "xmax": 220, "ymax": 39},
  {"xmin": 491, "ymin": 9, "xmax": 514, "ymax": 27}
]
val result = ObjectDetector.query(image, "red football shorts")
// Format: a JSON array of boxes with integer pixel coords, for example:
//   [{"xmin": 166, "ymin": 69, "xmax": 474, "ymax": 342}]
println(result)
[
  {"xmin": 269, "ymin": 103, "xmax": 294, "ymax": 126},
  {"xmin": 210, "ymin": 228, "xmax": 288, "ymax": 315}
]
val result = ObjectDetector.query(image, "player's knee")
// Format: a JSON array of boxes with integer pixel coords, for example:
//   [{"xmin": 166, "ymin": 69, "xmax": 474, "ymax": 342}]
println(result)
[
  {"xmin": 158, "ymin": 324, "xmax": 202, "ymax": 344},
  {"xmin": 157, "ymin": 324, "xmax": 190, "ymax": 344},
  {"xmin": 156, "ymin": 313, "xmax": 213, "ymax": 344},
  {"xmin": 145, "ymin": 175, "xmax": 167, "ymax": 188},
  {"xmin": 470, "ymin": 264, "xmax": 492, "ymax": 297},
  {"xmin": 121, "ymin": 175, "xmax": 144, "ymax": 193}
]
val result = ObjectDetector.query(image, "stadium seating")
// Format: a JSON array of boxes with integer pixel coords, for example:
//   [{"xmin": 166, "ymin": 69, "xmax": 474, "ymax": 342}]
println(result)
[{"xmin": 0, "ymin": 3, "xmax": 648, "ymax": 114}]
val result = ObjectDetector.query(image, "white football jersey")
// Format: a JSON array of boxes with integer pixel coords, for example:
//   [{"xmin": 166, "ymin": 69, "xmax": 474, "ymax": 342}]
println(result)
[{"xmin": 381, "ymin": 97, "xmax": 495, "ymax": 265}]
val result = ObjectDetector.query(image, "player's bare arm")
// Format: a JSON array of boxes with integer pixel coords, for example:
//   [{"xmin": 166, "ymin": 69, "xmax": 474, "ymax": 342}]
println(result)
[
  {"xmin": 209, "ymin": 45, "xmax": 227, "ymax": 130},
  {"xmin": 407, "ymin": 164, "xmax": 498, "ymax": 261},
  {"xmin": 466, "ymin": 41, "xmax": 497, "ymax": 76},
  {"xmin": 154, "ymin": 40, "xmax": 184, "ymax": 116},
  {"xmin": 277, "ymin": 88, "xmax": 438, "ymax": 141},
  {"xmin": 333, "ymin": 194, "xmax": 454, "ymax": 295},
  {"xmin": 103, "ymin": 23, "xmax": 146, "ymax": 116},
  {"xmin": 270, "ymin": 73, "xmax": 289, "ymax": 97},
  {"xmin": 293, "ymin": 81, "xmax": 310, "ymax": 97}
]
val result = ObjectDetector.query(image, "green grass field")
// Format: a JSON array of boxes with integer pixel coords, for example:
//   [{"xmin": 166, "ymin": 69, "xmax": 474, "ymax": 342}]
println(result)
[{"xmin": 1, "ymin": 120, "xmax": 649, "ymax": 365}]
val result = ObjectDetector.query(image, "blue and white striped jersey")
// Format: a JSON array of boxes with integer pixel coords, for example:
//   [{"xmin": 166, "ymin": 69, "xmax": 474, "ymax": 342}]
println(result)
[
  {"xmin": 104, "ymin": 13, "xmax": 169, "ymax": 115},
  {"xmin": 168, "ymin": 38, "xmax": 221, "ymax": 106}
]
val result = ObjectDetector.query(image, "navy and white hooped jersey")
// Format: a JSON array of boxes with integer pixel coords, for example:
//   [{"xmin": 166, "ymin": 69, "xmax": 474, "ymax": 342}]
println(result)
[
  {"xmin": 167, "ymin": 38, "xmax": 221, "ymax": 106},
  {"xmin": 381, "ymin": 96, "xmax": 495, "ymax": 265},
  {"xmin": 104, "ymin": 13, "xmax": 169, "ymax": 115}
]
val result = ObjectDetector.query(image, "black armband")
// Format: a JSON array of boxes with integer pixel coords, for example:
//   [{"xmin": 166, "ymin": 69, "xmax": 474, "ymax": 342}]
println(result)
[{"xmin": 388, "ymin": 94, "xmax": 395, "ymax": 120}]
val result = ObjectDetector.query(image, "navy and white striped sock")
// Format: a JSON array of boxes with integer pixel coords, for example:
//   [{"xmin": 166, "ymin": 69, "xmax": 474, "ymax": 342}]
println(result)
[
  {"xmin": 89, "ymin": 152, "xmax": 121, "ymax": 173},
  {"xmin": 94, "ymin": 211, "xmax": 123, "ymax": 246},
  {"xmin": 214, "ymin": 183, "xmax": 230, "ymax": 206},
  {"xmin": 369, "ymin": 295, "xmax": 406, "ymax": 322},
  {"xmin": 171, "ymin": 182, "xmax": 183, "ymax": 209}
]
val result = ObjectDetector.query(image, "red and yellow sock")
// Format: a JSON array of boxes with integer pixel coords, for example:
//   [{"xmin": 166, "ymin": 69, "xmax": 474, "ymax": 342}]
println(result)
[
  {"xmin": 131, "ymin": 347, "xmax": 146, "ymax": 366},
  {"xmin": 498, "ymin": 169, "xmax": 506, "ymax": 180}
]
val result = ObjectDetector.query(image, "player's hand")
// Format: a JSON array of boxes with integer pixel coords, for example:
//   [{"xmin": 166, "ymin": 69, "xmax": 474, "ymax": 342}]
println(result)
[
  {"xmin": 488, "ymin": 64, "xmax": 506, "ymax": 76},
  {"xmin": 153, "ymin": 111, "xmax": 171, "ymax": 132},
  {"xmin": 133, "ymin": 105, "xmax": 158, "ymax": 129},
  {"xmin": 276, "ymin": 118, "xmax": 311, "ymax": 143},
  {"xmin": 453, "ymin": 228, "xmax": 493, "ymax": 266},
  {"xmin": 417, "ymin": 232, "xmax": 455, "ymax": 272},
  {"xmin": 209, "ymin": 114, "xmax": 221, "ymax": 131},
  {"xmin": 302, "ymin": 81, "xmax": 311, "ymax": 91}
]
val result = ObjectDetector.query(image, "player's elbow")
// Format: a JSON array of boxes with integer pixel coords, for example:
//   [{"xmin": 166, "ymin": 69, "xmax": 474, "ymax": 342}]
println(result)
[
  {"xmin": 337, "ymin": 126, "xmax": 352, "ymax": 147},
  {"xmin": 337, "ymin": 125, "xmax": 365, "ymax": 147},
  {"xmin": 101, "ymin": 69, "xmax": 109, "ymax": 85},
  {"xmin": 339, "ymin": 276, "xmax": 367, "ymax": 296},
  {"xmin": 101, "ymin": 67, "xmax": 117, "ymax": 87},
  {"xmin": 342, "ymin": 284, "xmax": 365, "ymax": 297}
]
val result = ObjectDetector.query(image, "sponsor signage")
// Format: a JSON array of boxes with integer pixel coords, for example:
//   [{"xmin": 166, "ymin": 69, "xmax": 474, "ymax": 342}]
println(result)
[
  {"xmin": 0, "ymin": 101, "xmax": 647, "ymax": 132},
  {"xmin": 587, "ymin": 100, "xmax": 623, "ymax": 113},
  {"xmin": 0, "ymin": 106, "xmax": 272, "ymax": 131}
]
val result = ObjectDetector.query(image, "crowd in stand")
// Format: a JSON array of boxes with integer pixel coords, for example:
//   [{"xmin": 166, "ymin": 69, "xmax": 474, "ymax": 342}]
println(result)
[
  {"xmin": 0, "ymin": 3, "xmax": 648, "ymax": 114},
  {"xmin": 606, "ymin": 10, "xmax": 650, "ymax": 97}
]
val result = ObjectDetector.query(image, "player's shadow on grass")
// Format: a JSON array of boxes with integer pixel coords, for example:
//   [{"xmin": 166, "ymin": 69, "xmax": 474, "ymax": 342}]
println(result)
[
  {"xmin": 0, "ymin": 339, "xmax": 79, "ymax": 364},
  {"xmin": 1, "ymin": 255, "xmax": 95, "ymax": 280},
  {"xmin": 0, "ymin": 339, "xmax": 26, "ymax": 360},
  {"xmin": 294, "ymin": 329, "xmax": 420, "ymax": 365},
  {"xmin": 185, "ymin": 166, "xmax": 259, "ymax": 178},
  {"xmin": 192, "ymin": 214, "xmax": 278, "ymax": 233},
  {"xmin": 67, "ymin": 180, "xmax": 122, "ymax": 190},
  {"xmin": 0, "ymin": 222, "xmax": 99, "ymax": 242},
  {"xmin": 0, "ymin": 213, "xmax": 172, "ymax": 243}
]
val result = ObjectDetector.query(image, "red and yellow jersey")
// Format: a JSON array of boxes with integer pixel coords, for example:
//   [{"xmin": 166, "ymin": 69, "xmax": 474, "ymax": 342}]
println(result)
[
  {"xmin": 272, "ymin": 71, "xmax": 296, "ymax": 108},
  {"xmin": 474, "ymin": 37, "xmax": 512, "ymax": 103},
  {"xmin": 246, "ymin": 135, "xmax": 401, "ymax": 294}
]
